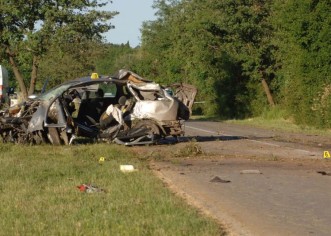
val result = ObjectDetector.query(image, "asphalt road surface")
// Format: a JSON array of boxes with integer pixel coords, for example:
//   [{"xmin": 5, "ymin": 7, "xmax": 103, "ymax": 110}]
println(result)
[{"xmin": 145, "ymin": 121, "xmax": 331, "ymax": 236}]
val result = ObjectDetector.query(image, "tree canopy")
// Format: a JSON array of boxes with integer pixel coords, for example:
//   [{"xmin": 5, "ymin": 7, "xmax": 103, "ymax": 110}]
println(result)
[
  {"xmin": 1, "ymin": 0, "xmax": 330, "ymax": 128},
  {"xmin": 0, "ymin": 0, "xmax": 117, "ymax": 98},
  {"xmin": 131, "ymin": 0, "xmax": 330, "ymax": 127}
]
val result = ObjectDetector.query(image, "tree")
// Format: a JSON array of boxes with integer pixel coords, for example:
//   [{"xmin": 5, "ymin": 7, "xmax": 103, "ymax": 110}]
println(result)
[
  {"xmin": 38, "ymin": 39, "xmax": 101, "ymax": 89},
  {"xmin": 136, "ymin": 0, "xmax": 277, "ymax": 117},
  {"xmin": 95, "ymin": 42, "xmax": 137, "ymax": 75},
  {"xmin": 216, "ymin": 0, "xmax": 277, "ymax": 109},
  {"xmin": 0, "ymin": 0, "xmax": 117, "ymax": 98},
  {"xmin": 137, "ymin": 0, "xmax": 229, "ymax": 115},
  {"xmin": 272, "ymin": 0, "xmax": 331, "ymax": 127},
  {"xmin": 135, "ymin": 0, "xmax": 330, "ymax": 125}
]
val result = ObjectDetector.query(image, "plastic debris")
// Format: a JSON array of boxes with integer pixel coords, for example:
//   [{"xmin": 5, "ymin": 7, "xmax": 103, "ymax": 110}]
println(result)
[
  {"xmin": 77, "ymin": 184, "xmax": 106, "ymax": 193},
  {"xmin": 210, "ymin": 176, "xmax": 231, "ymax": 183},
  {"xmin": 240, "ymin": 170, "xmax": 262, "ymax": 174},
  {"xmin": 120, "ymin": 165, "xmax": 137, "ymax": 173}
]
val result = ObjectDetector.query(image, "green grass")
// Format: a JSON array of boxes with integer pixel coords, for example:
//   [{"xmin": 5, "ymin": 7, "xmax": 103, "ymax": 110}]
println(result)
[
  {"xmin": 226, "ymin": 117, "xmax": 331, "ymax": 136},
  {"xmin": 0, "ymin": 144, "xmax": 222, "ymax": 235},
  {"xmin": 192, "ymin": 107, "xmax": 331, "ymax": 136}
]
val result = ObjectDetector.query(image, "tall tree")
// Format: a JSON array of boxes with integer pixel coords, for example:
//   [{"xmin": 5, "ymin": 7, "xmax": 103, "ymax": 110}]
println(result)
[
  {"xmin": 137, "ymin": 0, "xmax": 276, "ymax": 116},
  {"xmin": 272, "ymin": 0, "xmax": 331, "ymax": 127},
  {"xmin": 216, "ymin": 0, "xmax": 276, "ymax": 108},
  {"xmin": 0, "ymin": 0, "xmax": 117, "ymax": 98},
  {"xmin": 38, "ymin": 39, "xmax": 102, "ymax": 89},
  {"xmin": 95, "ymin": 42, "xmax": 136, "ymax": 75}
]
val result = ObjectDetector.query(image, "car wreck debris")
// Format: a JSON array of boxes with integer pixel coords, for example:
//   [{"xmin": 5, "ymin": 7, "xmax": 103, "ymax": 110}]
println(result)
[
  {"xmin": 240, "ymin": 170, "xmax": 262, "ymax": 174},
  {"xmin": 120, "ymin": 165, "xmax": 137, "ymax": 173},
  {"xmin": 0, "ymin": 70, "xmax": 197, "ymax": 146},
  {"xmin": 77, "ymin": 184, "xmax": 106, "ymax": 193},
  {"xmin": 317, "ymin": 171, "xmax": 331, "ymax": 176},
  {"xmin": 209, "ymin": 176, "xmax": 231, "ymax": 183}
]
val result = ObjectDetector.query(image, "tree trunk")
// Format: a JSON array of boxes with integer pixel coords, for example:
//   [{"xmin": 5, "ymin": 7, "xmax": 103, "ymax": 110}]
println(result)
[
  {"xmin": 6, "ymin": 47, "xmax": 28, "ymax": 99},
  {"xmin": 261, "ymin": 78, "xmax": 275, "ymax": 106},
  {"xmin": 29, "ymin": 55, "xmax": 39, "ymax": 95}
]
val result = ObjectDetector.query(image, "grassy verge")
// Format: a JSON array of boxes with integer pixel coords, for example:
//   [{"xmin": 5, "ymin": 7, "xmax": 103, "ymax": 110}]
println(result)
[
  {"xmin": 226, "ymin": 117, "xmax": 331, "ymax": 136},
  {"xmin": 192, "ymin": 107, "xmax": 331, "ymax": 136},
  {"xmin": 0, "ymin": 144, "xmax": 222, "ymax": 235}
]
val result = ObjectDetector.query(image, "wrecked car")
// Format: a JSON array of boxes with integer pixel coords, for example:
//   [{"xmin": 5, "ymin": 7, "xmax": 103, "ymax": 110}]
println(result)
[{"xmin": 0, "ymin": 70, "xmax": 197, "ymax": 145}]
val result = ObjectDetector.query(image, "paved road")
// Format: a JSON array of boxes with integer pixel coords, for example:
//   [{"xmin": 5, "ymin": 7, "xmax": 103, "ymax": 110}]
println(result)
[
  {"xmin": 182, "ymin": 121, "xmax": 329, "ymax": 160},
  {"xmin": 151, "ymin": 121, "xmax": 331, "ymax": 236}
]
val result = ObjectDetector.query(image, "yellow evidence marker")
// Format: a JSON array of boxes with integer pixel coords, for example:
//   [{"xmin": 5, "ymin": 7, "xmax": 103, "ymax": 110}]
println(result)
[{"xmin": 99, "ymin": 157, "xmax": 105, "ymax": 164}]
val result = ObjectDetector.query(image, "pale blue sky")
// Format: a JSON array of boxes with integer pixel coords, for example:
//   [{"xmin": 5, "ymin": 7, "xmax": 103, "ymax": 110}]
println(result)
[{"xmin": 103, "ymin": 0, "xmax": 157, "ymax": 47}]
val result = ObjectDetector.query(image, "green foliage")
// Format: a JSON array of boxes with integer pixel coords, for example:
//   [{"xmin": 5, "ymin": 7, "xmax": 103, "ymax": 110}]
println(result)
[
  {"xmin": 132, "ymin": 0, "xmax": 330, "ymax": 127},
  {"xmin": 2, "ymin": 0, "xmax": 329, "ymax": 128},
  {"xmin": 0, "ymin": 0, "xmax": 117, "ymax": 96},
  {"xmin": 272, "ymin": 0, "xmax": 331, "ymax": 128},
  {"xmin": 38, "ymin": 40, "xmax": 99, "ymax": 89},
  {"xmin": 95, "ymin": 42, "xmax": 137, "ymax": 75},
  {"xmin": 37, "ymin": 41, "xmax": 141, "ymax": 90},
  {"xmin": 132, "ymin": 0, "xmax": 278, "ymax": 118},
  {"xmin": 37, "ymin": 42, "xmax": 140, "ymax": 89}
]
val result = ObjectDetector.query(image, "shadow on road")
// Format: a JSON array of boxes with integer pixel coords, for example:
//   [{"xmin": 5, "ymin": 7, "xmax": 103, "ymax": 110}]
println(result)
[
  {"xmin": 158, "ymin": 135, "xmax": 247, "ymax": 145},
  {"xmin": 181, "ymin": 135, "xmax": 247, "ymax": 142}
]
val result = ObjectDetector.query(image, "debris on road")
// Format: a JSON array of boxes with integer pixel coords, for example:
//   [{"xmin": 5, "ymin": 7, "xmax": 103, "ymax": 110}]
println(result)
[
  {"xmin": 210, "ymin": 176, "xmax": 231, "ymax": 183},
  {"xmin": 317, "ymin": 171, "xmax": 331, "ymax": 176},
  {"xmin": 77, "ymin": 184, "xmax": 106, "ymax": 193},
  {"xmin": 240, "ymin": 170, "xmax": 262, "ymax": 174}
]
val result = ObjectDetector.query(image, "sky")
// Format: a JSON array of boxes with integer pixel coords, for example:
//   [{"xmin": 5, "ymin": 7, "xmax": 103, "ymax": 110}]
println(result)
[{"xmin": 102, "ymin": 0, "xmax": 157, "ymax": 47}]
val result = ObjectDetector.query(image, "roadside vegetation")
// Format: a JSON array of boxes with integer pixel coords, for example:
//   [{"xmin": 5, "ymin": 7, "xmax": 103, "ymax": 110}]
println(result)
[
  {"xmin": 132, "ymin": 0, "xmax": 330, "ymax": 129},
  {"xmin": 0, "ymin": 143, "xmax": 222, "ymax": 235},
  {"xmin": 1, "ymin": 0, "xmax": 330, "ymax": 128},
  {"xmin": 225, "ymin": 106, "xmax": 331, "ymax": 136},
  {"xmin": 192, "ymin": 106, "xmax": 331, "ymax": 136}
]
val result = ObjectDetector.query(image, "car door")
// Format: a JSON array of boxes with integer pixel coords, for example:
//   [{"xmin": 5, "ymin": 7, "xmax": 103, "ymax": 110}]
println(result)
[{"xmin": 171, "ymin": 83, "xmax": 198, "ymax": 119}]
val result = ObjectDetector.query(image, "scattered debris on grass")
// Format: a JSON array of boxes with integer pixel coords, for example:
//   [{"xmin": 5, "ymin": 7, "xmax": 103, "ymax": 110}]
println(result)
[
  {"xmin": 77, "ymin": 184, "xmax": 106, "ymax": 193},
  {"xmin": 120, "ymin": 165, "xmax": 137, "ymax": 173},
  {"xmin": 174, "ymin": 142, "xmax": 203, "ymax": 157}
]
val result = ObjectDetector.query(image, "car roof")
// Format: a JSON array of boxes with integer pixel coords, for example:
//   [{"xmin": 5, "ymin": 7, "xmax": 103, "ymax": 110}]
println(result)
[{"xmin": 66, "ymin": 75, "xmax": 126, "ymax": 86}]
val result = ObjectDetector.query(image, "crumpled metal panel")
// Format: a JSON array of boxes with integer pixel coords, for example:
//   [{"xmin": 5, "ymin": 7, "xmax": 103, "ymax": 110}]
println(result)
[
  {"xmin": 172, "ymin": 83, "xmax": 198, "ymax": 114},
  {"xmin": 128, "ymin": 81, "xmax": 161, "ymax": 91},
  {"xmin": 117, "ymin": 69, "xmax": 151, "ymax": 82},
  {"xmin": 27, "ymin": 104, "xmax": 47, "ymax": 132},
  {"xmin": 132, "ymin": 100, "xmax": 179, "ymax": 121}
]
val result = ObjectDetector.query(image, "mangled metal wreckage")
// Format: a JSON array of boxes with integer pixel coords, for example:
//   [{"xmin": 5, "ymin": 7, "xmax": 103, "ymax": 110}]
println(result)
[{"xmin": 0, "ymin": 70, "xmax": 197, "ymax": 145}]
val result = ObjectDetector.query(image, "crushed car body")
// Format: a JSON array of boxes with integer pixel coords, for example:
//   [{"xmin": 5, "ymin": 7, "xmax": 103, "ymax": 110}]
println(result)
[{"xmin": 0, "ymin": 70, "xmax": 197, "ymax": 145}]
